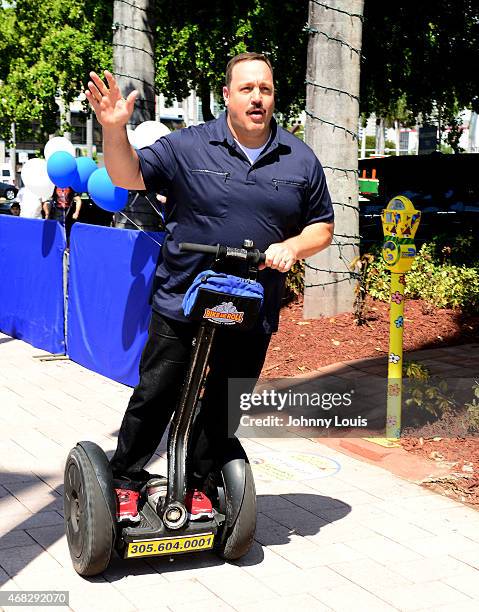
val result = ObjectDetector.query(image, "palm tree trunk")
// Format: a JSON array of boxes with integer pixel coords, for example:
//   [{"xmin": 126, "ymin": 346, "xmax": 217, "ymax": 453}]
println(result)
[
  {"xmin": 304, "ymin": 0, "xmax": 364, "ymax": 317},
  {"xmin": 199, "ymin": 77, "xmax": 214, "ymax": 122},
  {"xmin": 113, "ymin": 0, "xmax": 156, "ymax": 128}
]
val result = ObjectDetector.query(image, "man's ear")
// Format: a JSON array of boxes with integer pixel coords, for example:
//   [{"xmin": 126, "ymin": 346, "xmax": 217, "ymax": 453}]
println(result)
[{"xmin": 222, "ymin": 85, "xmax": 229, "ymax": 106}]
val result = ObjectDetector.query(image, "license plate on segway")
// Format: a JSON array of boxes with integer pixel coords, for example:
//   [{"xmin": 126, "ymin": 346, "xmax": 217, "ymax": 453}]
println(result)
[{"xmin": 126, "ymin": 533, "xmax": 214, "ymax": 558}]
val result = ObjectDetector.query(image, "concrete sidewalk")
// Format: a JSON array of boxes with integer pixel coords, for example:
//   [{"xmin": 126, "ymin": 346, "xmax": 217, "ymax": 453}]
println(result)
[{"xmin": 0, "ymin": 332, "xmax": 478, "ymax": 612}]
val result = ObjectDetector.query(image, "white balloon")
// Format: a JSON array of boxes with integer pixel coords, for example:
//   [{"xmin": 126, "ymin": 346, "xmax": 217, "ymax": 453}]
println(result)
[
  {"xmin": 18, "ymin": 187, "xmax": 43, "ymax": 219},
  {"xmin": 133, "ymin": 121, "xmax": 170, "ymax": 149},
  {"xmin": 44, "ymin": 136, "xmax": 76, "ymax": 160},
  {"xmin": 21, "ymin": 158, "xmax": 55, "ymax": 200},
  {"xmin": 126, "ymin": 127, "xmax": 136, "ymax": 147}
]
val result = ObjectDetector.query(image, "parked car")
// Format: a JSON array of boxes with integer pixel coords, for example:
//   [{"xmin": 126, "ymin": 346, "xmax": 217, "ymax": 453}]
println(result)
[
  {"xmin": 0, "ymin": 202, "xmax": 16, "ymax": 215},
  {"xmin": 1, "ymin": 163, "xmax": 15, "ymax": 186},
  {"xmin": 0, "ymin": 181, "xmax": 18, "ymax": 201}
]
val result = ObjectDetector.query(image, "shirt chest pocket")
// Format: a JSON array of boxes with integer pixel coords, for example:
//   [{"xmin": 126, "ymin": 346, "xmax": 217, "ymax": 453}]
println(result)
[
  {"xmin": 188, "ymin": 168, "xmax": 231, "ymax": 218},
  {"xmin": 268, "ymin": 177, "xmax": 307, "ymax": 230}
]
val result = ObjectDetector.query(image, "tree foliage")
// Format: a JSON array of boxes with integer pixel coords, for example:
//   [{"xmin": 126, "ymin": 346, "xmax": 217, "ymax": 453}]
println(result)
[
  {"xmin": 153, "ymin": 0, "xmax": 309, "ymax": 122},
  {"xmin": 154, "ymin": 0, "xmax": 479, "ymax": 130},
  {"xmin": 2, "ymin": 1, "xmax": 479, "ymax": 141},
  {"xmin": 0, "ymin": 0, "xmax": 112, "ymax": 143},
  {"xmin": 361, "ymin": 0, "xmax": 479, "ymax": 128}
]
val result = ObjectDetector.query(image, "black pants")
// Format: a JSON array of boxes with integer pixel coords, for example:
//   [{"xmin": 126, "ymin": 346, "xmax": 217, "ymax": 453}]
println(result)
[{"xmin": 110, "ymin": 311, "xmax": 271, "ymax": 490}]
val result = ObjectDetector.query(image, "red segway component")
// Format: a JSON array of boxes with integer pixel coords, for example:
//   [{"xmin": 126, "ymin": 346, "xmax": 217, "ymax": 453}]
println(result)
[{"xmin": 115, "ymin": 488, "xmax": 141, "ymax": 523}]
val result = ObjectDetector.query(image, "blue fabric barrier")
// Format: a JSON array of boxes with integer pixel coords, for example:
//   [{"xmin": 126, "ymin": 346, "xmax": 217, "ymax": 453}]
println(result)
[
  {"xmin": 0, "ymin": 216, "xmax": 66, "ymax": 354},
  {"xmin": 67, "ymin": 223, "xmax": 163, "ymax": 386}
]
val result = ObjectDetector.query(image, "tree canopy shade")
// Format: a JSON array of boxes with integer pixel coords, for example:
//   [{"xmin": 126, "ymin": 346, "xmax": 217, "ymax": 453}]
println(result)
[
  {"xmin": 155, "ymin": 0, "xmax": 479, "ymax": 127},
  {"xmin": 360, "ymin": 0, "xmax": 479, "ymax": 126},
  {"xmin": 2, "ymin": 0, "xmax": 479, "ymax": 141},
  {"xmin": 153, "ymin": 0, "xmax": 309, "ymax": 122},
  {"xmin": 0, "ymin": 0, "xmax": 112, "ymax": 143}
]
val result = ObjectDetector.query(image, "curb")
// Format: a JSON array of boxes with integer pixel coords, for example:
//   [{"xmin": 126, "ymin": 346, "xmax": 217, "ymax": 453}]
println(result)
[{"xmin": 314, "ymin": 436, "xmax": 454, "ymax": 483}]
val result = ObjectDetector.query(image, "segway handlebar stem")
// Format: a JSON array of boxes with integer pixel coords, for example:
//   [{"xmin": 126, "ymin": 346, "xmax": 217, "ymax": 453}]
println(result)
[{"xmin": 162, "ymin": 240, "xmax": 264, "ymax": 529}]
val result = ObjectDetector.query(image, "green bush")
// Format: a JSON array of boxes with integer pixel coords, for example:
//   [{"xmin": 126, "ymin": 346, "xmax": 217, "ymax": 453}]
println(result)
[
  {"xmin": 284, "ymin": 259, "xmax": 304, "ymax": 303},
  {"xmin": 465, "ymin": 381, "xmax": 479, "ymax": 434},
  {"xmin": 403, "ymin": 360, "xmax": 454, "ymax": 420},
  {"xmin": 363, "ymin": 247, "xmax": 391, "ymax": 301},
  {"xmin": 403, "ymin": 364, "xmax": 479, "ymax": 435},
  {"xmin": 365, "ymin": 240, "xmax": 479, "ymax": 311}
]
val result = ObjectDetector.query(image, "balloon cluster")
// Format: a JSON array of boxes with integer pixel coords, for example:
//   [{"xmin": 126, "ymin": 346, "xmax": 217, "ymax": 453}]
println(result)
[{"xmin": 20, "ymin": 121, "xmax": 170, "ymax": 213}]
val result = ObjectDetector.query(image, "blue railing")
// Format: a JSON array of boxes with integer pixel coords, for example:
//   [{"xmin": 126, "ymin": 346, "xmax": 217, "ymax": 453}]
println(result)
[{"xmin": 0, "ymin": 216, "xmax": 164, "ymax": 386}]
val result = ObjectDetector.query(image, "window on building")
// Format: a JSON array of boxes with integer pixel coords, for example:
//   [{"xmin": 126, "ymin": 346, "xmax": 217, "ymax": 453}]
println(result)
[{"xmin": 399, "ymin": 131, "xmax": 409, "ymax": 155}]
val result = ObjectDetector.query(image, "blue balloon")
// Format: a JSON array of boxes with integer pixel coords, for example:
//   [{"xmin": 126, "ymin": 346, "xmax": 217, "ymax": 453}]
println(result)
[
  {"xmin": 47, "ymin": 151, "xmax": 77, "ymax": 188},
  {"xmin": 87, "ymin": 167, "xmax": 128, "ymax": 212},
  {"xmin": 70, "ymin": 157, "xmax": 97, "ymax": 193}
]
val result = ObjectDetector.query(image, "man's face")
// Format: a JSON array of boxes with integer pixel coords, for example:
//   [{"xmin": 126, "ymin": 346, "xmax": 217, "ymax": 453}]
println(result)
[
  {"xmin": 10, "ymin": 205, "xmax": 20, "ymax": 216},
  {"xmin": 223, "ymin": 60, "xmax": 274, "ymax": 141}
]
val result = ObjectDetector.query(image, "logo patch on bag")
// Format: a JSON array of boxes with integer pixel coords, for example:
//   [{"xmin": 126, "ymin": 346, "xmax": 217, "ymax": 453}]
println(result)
[{"xmin": 203, "ymin": 301, "xmax": 244, "ymax": 325}]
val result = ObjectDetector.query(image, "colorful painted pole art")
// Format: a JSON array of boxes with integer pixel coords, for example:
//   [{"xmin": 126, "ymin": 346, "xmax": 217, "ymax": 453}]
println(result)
[{"xmin": 381, "ymin": 196, "xmax": 421, "ymax": 438}]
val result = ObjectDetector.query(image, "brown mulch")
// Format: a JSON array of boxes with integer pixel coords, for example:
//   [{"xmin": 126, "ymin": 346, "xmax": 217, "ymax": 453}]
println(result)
[
  {"xmin": 266, "ymin": 295, "xmax": 479, "ymax": 507},
  {"xmin": 400, "ymin": 437, "xmax": 479, "ymax": 507},
  {"xmin": 263, "ymin": 295, "xmax": 479, "ymax": 376}
]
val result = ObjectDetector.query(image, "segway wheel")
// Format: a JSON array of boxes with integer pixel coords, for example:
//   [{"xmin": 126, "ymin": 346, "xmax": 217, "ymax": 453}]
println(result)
[
  {"xmin": 216, "ymin": 462, "xmax": 257, "ymax": 560},
  {"xmin": 64, "ymin": 446, "xmax": 114, "ymax": 576}
]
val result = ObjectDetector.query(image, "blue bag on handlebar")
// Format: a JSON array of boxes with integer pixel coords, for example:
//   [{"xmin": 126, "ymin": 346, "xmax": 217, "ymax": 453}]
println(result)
[{"xmin": 182, "ymin": 270, "xmax": 264, "ymax": 330}]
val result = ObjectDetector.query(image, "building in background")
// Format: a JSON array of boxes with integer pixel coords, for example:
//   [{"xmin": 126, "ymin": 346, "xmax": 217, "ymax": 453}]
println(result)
[
  {"xmin": 0, "ymin": 91, "xmax": 223, "ymax": 186},
  {"xmin": 359, "ymin": 111, "xmax": 479, "ymax": 159},
  {"xmin": 3, "ymin": 98, "xmax": 478, "ymax": 187}
]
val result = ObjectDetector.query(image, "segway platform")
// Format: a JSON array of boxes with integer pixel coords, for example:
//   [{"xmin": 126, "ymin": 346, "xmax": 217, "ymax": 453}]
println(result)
[{"xmin": 120, "ymin": 502, "xmax": 224, "ymax": 559}]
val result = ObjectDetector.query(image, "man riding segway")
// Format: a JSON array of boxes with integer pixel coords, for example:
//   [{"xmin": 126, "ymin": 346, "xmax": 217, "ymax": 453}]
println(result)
[{"xmin": 63, "ymin": 52, "xmax": 334, "ymax": 575}]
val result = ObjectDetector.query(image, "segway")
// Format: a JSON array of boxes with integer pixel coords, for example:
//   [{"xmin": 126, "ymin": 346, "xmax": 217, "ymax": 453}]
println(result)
[{"xmin": 64, "ymin": 240, "xmax": 265, "ymax": 576}]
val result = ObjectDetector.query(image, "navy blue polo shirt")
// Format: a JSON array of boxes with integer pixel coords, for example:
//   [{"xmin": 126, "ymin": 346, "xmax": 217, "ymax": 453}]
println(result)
[{"xmin": 137, "ymin": 112, "xmax": 333, "ymax": 333}]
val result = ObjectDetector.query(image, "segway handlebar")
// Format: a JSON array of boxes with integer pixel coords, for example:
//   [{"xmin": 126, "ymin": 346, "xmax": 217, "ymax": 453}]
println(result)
[{"xmin": 179, "ymin": 242, "xmax": 266, "ymax": 265}]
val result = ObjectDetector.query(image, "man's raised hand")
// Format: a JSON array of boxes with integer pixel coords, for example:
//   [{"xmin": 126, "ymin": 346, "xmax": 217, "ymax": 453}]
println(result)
[{"xmin": 85, "ymin": 70, "xmax": 137, "ymax": 129}]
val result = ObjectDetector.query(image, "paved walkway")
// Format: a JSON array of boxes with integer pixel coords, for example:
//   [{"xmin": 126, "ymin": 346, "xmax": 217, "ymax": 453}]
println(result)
[{"xmin": 0, "ymin": 333, "xmax": 478, "ymax": 611}]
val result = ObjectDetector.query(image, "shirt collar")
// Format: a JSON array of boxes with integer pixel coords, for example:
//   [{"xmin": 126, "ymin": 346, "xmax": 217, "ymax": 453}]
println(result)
[{"xmin": 209, "ymin": 111, "xmax": 285, "ymax": 152}]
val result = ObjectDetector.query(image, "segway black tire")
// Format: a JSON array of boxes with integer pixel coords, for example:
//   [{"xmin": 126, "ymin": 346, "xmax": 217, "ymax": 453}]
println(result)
[
  {"xmin": 64, "ymin": 446, "xmax": 114, "ymax": 576},
  {"xmin": 217, "ymin": 462, "xmax": 256, "ymax": 560}
]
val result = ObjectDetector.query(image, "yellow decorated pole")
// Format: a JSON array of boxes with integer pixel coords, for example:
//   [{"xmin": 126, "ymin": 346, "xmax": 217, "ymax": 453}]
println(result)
[
  {"xmin": 386, "ymin": 272, "xmax": 405, "ymax": 437},
  {"xmin": 381, "ymin": 196, "xmax": 421, "ymax": 438}
]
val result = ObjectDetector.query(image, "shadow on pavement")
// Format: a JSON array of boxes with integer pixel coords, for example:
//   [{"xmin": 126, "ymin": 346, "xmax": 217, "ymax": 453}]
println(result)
[
  {"xmin": 0, "ymin": 471, "xmax": 65, "ymax": 586},
  {"xmin": 0, "ymin": 471, "xmax": 350, "ymax": 582},
  {"xmin": 0, "ymin": 337, "xmax": 15, "ymax": 345}
]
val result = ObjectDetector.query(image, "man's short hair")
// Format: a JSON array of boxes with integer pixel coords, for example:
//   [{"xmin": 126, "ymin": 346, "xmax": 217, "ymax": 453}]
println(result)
[
  {"xmin": 10, "ymin": 203, "xmax": 20, "ymax": 209},
  {"xmin": 225, "ymin": 52, "xmax": 273, "ymax": 87}
]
